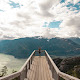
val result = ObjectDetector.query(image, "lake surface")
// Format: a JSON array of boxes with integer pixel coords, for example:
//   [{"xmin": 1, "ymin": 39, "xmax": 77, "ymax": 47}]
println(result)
[{"xmin": 0, "ymin": 53, "xmax": 26, "ymax": 75}]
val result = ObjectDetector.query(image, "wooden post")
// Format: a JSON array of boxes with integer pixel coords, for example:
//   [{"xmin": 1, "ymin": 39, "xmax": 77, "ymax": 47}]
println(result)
[
  {"xmin": 25, "ymin": 65, "xmax": 27, "ymax": 78},
  {"xmin": 53, "ymin": 70, "xmax": 59, "ymax": 80},
  {"xmin": 48, "ymin": 59, "xmax": 51, "ymax": 68},
  {"xmin": 34, "ymin": 52, "xmax": 35, "ymax": 56},
  {"xmin": 33, "ymin": 52, "xmax": 35, "ymax": 59},
  {"xmin": 58, "ymin": 75, "xmax": 60, "ymax": 80},
  {"xmin": 52, "ymin": 68, "xmax": 54, "ymax": 78},
  {"xmin": 45, "ymin": 52, "xmax": 46, "ymax": 56},
  {"xmin": 31, "ymin": 57, "xmax": 32, "ymax": 64},
  {"xmin": 20, "ymin": 71, "xmax": 25, "ymax": 80},
  {"xmin": 17, "ymin": 76, "xmax": 20, "ymax": 80},
  {"xmin": 51, "ymin": 64, "xmax": 54, "ymax": 78},
  {"xmin": 29, "ymin": 60, "xmax": 30, "ymax": 69}
]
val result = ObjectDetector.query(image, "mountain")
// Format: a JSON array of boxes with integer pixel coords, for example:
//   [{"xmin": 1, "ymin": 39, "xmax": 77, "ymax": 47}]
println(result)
[
  {"xmin": 69, "ymin": 37, "xmax": 80, "ymax": 45},
  {"xmin": 0, "ymin": 37, "xmax": 80, "ymax": 58},
  {"xmin": 53, "ymin": 57, "xmax": 80, "ymax": 79}
]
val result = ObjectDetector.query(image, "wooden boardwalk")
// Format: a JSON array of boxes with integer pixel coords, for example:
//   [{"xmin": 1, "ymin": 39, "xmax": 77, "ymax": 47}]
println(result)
[
  {"xmin": 0, "ymin": 50, "xmax": 79, "ymax": 80},
  {"xmin": 26, "ymin": 56, "xmax": 53, "ymax": 80}
]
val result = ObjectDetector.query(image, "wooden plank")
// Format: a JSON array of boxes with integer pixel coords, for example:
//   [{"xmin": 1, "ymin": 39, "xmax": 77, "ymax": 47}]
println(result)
[
  {"xmin": 42, "ymin": 56, "xmax": 47, "ymax": 80},
  {"xmin": 40, "ymin": 56, "xmax": 44, "ymax": 80},
  {"xmin": 31, "ymin": 57, "xmax": 37, "ymax": 80},
  {"xmin": 27, "ymin": 56, "xmax": 36, "ymax": 80},
  {"xmin": 38, "ymin": 57, "xmax": 41, "ymax": 80},
  {"xmin": 44, "ymin": 56, "xmax": 53, "ymax": 80},
  {"xmin": 44, "ymin": 57, "xmax": 53, "ymax": 80},
  {"xmin": 34, "ymin": 56, "xmax": 39, "ymax": 80},
  {"xmin": 30, "ymin": 58, "xmax": 36, "ymax": 80},
  {"xmin": 41, "ymin": 56, "xmax": 46, "ymax": 80},
  {"xmin": 26, "ymin": 56, "xmax": 53, "ymax": 80}
]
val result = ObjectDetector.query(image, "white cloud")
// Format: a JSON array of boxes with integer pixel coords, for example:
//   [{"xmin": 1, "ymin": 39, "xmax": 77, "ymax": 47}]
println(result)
[
  {"xmin": 58, "ymin": 16, "xmax": 80, "ymax": 38},
  {"xmin": 0, "ymin": 0, "xmax": 11, "ymax": 11},
  {"xmin": 0, "ymin": 0, "xmax": 80, "ymax": 39}
]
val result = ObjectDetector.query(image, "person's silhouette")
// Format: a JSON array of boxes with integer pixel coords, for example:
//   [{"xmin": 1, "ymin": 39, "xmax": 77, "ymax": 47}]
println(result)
[{"xmin": 38, "ymin": 48, "xmax": 41, "ymax": 56}]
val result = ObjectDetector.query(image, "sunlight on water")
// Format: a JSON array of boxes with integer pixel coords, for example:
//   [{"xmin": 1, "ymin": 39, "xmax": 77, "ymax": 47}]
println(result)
[{"xmin": 0, "ymin": 53, "xmax": 26, "ymax": 75}]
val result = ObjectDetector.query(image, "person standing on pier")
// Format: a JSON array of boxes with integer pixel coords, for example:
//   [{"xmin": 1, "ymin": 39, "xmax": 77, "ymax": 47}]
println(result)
[{"xmin": 39, "ymin": 48, "xmax": 41, "ymax": 56}]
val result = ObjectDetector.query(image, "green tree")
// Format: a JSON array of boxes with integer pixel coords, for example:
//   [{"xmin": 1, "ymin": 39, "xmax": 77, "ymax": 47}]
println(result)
[
  {"xmin": 1, "ymin": 66, "xmax": 8, "ymax": 76},
  {"xmin": 12, "ymin": 69, "xmax": 17, "ymax": 73},
  {"xmin": 0, "ymin": 73, "xmax": 2, "ymax": 77}
]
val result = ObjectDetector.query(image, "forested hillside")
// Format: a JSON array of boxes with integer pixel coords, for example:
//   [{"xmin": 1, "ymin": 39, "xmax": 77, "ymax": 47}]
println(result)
[{"xmin": 0, "ymin": 37, "xmax": 80, "ymax": 58}]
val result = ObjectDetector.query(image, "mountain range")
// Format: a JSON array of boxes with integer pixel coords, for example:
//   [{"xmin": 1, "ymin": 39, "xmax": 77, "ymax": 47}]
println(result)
[
  {"xmin": 0, "ymin": 37, "xmax": 80, "ymax": 58},
  {"xmin": 69, "ymin": 37, "xmax": 80, "ymax": 45}
]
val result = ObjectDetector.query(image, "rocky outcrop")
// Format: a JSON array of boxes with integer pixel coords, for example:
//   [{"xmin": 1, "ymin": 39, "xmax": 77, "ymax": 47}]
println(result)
[
  {"xmin": 52, "ymin": 58, "xmax": 63, "ymax": 68},
  {"xmin": 53, "ymin": 56, "xmax": 80, "ymax": 72}
]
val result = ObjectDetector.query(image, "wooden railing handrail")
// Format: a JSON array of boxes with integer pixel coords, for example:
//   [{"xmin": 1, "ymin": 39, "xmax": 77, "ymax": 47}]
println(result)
[
  {"xmin": 35, "ymin": 50, "xmax": 45, "ymax": 52},
  {"xmin": 59, "ymin": 72, "xmax": 80, "ymax": 80},
  {"xmin": 19, "ymin": 50, "xmax": 35, "ymax": 72},
  {"xmin": 0, "ymin": 71, "xmax": 20, "ymax": 80},
  {"xmin": 45, "ymin": 50, "xmax": 80, "ymax": 80},
  {"xmin": 0, "ymin": 50, "xmax": 36, "ymax": 80},
  {"xmin": 45, "ymin": 50, "xmax": 60, "ymax": 74}
]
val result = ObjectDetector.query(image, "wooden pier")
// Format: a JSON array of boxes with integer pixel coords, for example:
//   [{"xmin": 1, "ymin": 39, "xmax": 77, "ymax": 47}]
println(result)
[
  {"xmin": 0, "ymin": 50, "xmax": 80, "ymax": 80},
  {"xmin": 27, "ymin": 56, "xmax": 53, "ymax": 80}
]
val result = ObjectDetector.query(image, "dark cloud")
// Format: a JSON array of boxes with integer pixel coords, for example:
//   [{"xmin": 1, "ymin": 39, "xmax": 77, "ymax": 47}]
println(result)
[
  {"xmin": 3, "ymin": 35, "xmax": 15, "ymax": 40},
  {"xmin": 66, "ymin": 16, "xmax": 80, "ymax": 28}
]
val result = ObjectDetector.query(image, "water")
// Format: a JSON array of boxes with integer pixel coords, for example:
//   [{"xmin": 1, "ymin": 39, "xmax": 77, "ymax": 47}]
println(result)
[{"xmin": 0, "ymin": 53, "xmax": 26, "ymax": 75}]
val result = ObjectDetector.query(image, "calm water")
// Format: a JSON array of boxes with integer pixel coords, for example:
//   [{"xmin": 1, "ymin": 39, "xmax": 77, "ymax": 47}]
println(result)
[{"xmin": 0, "ymin": 53, "xmax": 26, "ymax": 75}]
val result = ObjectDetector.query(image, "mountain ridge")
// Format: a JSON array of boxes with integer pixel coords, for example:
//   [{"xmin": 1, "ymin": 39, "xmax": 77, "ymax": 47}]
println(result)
[
  {"xmin": 0, "ymin": 37, "xmax": 80, "ymax": 58},
  {"xmin": 69, "ymin": 37, "xmax": 80, "ymax": 45}
]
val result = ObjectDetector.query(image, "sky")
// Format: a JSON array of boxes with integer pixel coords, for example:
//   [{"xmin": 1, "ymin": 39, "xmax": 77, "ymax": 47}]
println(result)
[{"xmin": 0, "ymin": 0, "xmax": 80, "ymax": 40}]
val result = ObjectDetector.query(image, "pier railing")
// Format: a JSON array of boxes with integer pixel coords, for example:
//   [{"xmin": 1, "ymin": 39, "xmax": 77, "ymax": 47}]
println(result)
[
  {"xmin": 0, "ymin": 50, "xmax": 35, "ymax": 80},
  {"xmin": 45, "ymin": 50, "xmax": 80, "ymax": 80},
  {"xmin": 0, "ymin": 50, "xmax": 80, "ymax": 80}
]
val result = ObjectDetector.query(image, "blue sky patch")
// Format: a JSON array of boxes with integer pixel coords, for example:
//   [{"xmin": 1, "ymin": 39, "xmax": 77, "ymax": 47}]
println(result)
[
  {"xmin": 9, "ymin": 0, "xmax": 20, "ymax": 8},
  {"xmin": 0, "ymin": 9, "xmax": 4, "ymax": 12},
  {"xmin": 48, "ymin": 21, "xmax": 61, "ymax": 28},
  {"xmin": 43, "ymin": 21, "xmax": 61, "ymax": 28},
  {"xmin": 60, "ymin": 0, "xmax": 65, "ymax": 3},
  {"xmin": 67, "ymin": 2, "xmax": 80, "ymax": 11}
]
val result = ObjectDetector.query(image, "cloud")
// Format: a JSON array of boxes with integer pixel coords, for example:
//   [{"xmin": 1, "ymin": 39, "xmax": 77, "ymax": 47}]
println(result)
[
  {"xmin": 0, "ymin": 0, "xmax": 80, "ymax": 40},
  {"xmin": 58, "ymin": 16, "xmax": 80, "ymax": 38},
  {"xmin": 36, "ymin": 0, "xmax": 56, "ymax": 17}
]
